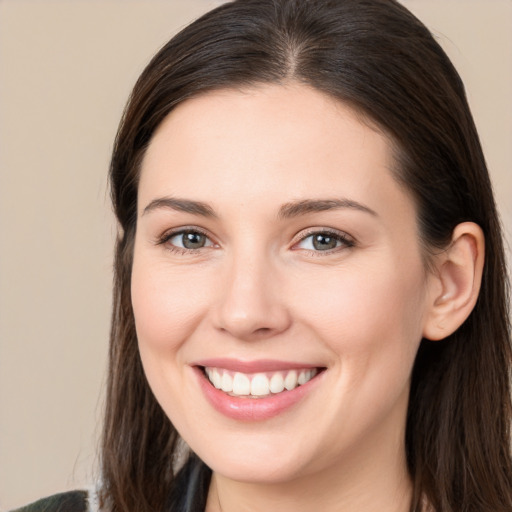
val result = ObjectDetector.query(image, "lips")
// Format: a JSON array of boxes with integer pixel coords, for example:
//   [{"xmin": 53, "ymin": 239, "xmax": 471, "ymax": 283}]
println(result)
[{"xmin": 192, "ymin": 359, "xmax": 325, "ymax": 421}]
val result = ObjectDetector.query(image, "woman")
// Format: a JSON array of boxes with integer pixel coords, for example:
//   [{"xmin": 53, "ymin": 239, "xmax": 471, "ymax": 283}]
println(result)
[{"xmin": 15, "ymin": 0, "xmax": 511, "ymax": 511}]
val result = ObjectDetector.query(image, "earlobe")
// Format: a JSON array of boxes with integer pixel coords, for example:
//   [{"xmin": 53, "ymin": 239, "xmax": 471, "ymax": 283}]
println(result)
[{"xmin": 422, "ymin": 222, "xmax": 485, "ymax": 341}]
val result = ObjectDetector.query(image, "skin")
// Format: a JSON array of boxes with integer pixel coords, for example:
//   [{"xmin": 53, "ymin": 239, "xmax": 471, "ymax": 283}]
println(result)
[{"xmin": 131, "ymin": 84, "xmax": 481, "ymax": 512}]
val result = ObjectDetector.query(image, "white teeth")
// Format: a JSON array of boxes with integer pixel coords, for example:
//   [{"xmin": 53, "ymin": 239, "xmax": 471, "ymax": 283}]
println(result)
[
  {"xmin": 205, "ymin": 367, "xmax": 319, "ymax": 397},
  {"xmin": 269, "ymin": 373, "xmax": 285, "ymax": 393},
  {"xmin": 232, "ymin": 372, "xmax": 251, "ymax": 395},
  {"xmin": 284, "ymin": 370, "xmax": 298, "ymax": 390},
  {"xmin": 251, "ymin": 373, "xmax": 270, "ymax": 396},
  {"xmin": 211, "ymin": 368, "xmax": 222, "ymax": 389},
  {"xmin": 221, "ymin": 372, "xmax": 233, "ymax": 392}
]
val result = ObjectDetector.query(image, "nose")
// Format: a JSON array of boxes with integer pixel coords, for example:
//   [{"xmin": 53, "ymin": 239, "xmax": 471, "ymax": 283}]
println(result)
[{"xmin": 212, "ymin": 251, "xmax": 292, "ymax": 341}]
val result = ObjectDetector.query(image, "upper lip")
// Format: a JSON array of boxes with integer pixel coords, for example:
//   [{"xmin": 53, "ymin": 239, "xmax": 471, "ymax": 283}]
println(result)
[{"xmin": 192, "ymin": 358, "xmax": 323, "ymax": 373}]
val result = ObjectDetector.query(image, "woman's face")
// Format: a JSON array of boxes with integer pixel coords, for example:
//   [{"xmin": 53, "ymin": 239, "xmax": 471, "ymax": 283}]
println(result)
[{"xmin": 132, "ymin": 84, "xmax": 435, "ymax": 484}]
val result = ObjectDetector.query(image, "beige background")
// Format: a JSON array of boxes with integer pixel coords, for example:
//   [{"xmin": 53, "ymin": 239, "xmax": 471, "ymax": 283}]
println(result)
[{"xmin": 0, "ymin": 0, "xmax": 510, "ymax": 509}]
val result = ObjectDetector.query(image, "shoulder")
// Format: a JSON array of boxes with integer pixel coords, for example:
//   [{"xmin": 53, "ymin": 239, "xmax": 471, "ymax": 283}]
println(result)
[{"xmin": 10, "ymin": 490, "xmax": 90, "ymax": 512}]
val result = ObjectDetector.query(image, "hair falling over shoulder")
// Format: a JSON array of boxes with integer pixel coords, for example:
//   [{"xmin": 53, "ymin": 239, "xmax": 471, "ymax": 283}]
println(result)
[{"xmin": 100, "ymin": 1, "xmax": 512, "ymax": 510}]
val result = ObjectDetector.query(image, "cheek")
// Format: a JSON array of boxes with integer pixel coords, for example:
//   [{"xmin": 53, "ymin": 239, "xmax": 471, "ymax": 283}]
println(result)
[
  {"xmin": 130, "ymin": 254, "xmax": 209, "ymax": 423},
  {"xmin": 291, "ymin": 257, "xmax": 426, "ymax": 372},
  {"xmin": 293, "ymin": 261, "xmax": 426, "ymax": 436},
  {"xmin": 131, "ymin": 256, "xmax": 210, "ymax": 355}
]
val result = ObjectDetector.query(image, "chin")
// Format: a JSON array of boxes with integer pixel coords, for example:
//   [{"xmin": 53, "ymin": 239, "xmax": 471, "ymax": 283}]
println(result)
[
  {"xmin": 205, "ymin": 450, "xmax": 307, "ymax": 484},
  {"xmin": 184, "ymin": 425, "xmax": 322, "ymax": 485}
]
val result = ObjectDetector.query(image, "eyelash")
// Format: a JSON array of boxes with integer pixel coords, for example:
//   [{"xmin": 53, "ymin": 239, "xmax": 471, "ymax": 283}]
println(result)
[
  {"xmin": 156, "ymin": 227, "xmax": 355, "ymax": 256},
  {"xmin": 292, "ymin": 228, "xmax": 355, "ymax": 255},
  {"xmin": 156, "ymin": 226, "xmax": 215, "ymax": 256}
]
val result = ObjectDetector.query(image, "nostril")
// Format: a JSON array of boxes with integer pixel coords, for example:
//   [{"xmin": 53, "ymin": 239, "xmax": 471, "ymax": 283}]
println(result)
[{"xmin": 254, "ymin": 327, "xmax": 272, "ymax": 335}]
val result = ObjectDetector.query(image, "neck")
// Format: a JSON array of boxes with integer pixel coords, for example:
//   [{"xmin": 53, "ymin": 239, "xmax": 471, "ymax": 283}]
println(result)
[{"xmin": 205, "ymin": 418, "xmax": 413, "ymax": 512}]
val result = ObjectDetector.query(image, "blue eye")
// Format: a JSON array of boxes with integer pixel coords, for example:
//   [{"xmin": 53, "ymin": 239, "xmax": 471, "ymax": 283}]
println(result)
[
  {"xmin": 165, "ymin": 230, "xmax": 214, "ymax": 250},
  {"xmin": 296, "ymin": 231, "xmax": 353, "ymax": 252}
]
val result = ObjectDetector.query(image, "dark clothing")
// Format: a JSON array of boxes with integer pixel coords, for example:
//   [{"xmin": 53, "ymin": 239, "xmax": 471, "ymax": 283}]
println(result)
[
  {"xmin": 12, "ymin": 455, "xmax": 211, "ymax": 512},
  {"xmin": 11, "ymin": 491, "xmax": 89, "ymax": 512}
]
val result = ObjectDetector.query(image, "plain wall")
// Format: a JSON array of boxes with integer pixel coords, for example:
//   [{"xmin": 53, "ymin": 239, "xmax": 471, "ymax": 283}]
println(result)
[{"xmin": 0, "ymin": 0, "xmax": 510, "ymax": 509}]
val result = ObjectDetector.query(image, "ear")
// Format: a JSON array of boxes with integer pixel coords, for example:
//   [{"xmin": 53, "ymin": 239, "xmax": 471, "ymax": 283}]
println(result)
[{"xmin": 422, "ymin": 222, "xmax": 485, "ymax": 341}]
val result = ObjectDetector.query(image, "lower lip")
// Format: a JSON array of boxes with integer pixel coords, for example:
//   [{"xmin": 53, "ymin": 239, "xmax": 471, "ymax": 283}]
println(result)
[{"xmin": 193, "ymin": 367, "xmax": 324, "ymax": 421}]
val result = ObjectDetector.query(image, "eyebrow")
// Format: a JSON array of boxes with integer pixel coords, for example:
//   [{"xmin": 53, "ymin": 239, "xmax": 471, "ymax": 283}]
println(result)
[
  {"xmin": 142, "ymin": 197, "xmax": 217, "ymax": 218},
  {"xmin": 278, "ymin": 198, "xmax": 377, "ymax": 219},
  {"xmin": 141, "ymin": 196, "xmax": 377, "ymax": 219}
]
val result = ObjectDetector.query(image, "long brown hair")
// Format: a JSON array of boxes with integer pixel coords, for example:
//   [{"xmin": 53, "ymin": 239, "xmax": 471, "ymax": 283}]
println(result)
[{"xmin": 101, "ymin": 1, "xmax": 512, "ymax": 510}]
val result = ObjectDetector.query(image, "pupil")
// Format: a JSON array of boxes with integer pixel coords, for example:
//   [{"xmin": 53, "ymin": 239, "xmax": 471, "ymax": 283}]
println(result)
[
  {"xmin": 313, "ymin": 234, "xmax": 337, "ymax": 250},
  {"xmin": 183, "ymin": 232, "xmax": 205, "ymax": 249}
]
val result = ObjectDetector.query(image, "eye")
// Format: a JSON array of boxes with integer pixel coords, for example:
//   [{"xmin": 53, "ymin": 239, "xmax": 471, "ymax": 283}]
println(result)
[
  {"xmin": 161, "ymin": 229, "xmax": 215, "ymax": 251},
  {"xmin": 294, "ymin": 230, "xmax": 354, "ymax": 252}
]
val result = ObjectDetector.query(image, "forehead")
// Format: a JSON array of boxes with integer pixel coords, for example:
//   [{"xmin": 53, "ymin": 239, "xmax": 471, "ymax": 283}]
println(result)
[{"xmin": 138, "ymin": 84, "xmax": 411, "ymax": 219}]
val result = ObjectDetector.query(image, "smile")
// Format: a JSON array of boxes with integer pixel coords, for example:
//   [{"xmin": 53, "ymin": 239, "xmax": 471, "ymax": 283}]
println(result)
[
  {"xmin": 193, "ymin": 360, "xmax": 326, "ymax": 421},
  {"xmin": 204, "ymin": 367, "xmax": 319, "ymax": 398}
]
